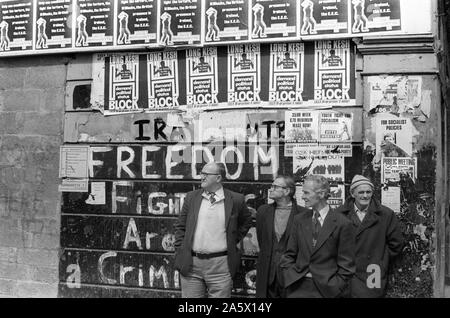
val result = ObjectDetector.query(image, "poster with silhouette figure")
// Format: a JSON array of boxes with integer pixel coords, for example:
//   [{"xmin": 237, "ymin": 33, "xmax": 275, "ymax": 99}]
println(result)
[
  {"xmin": 185, "ymin": 47, "xmax": 218, "ymax": 108},
  {"xmin": 36, "ymin": 0, "xmax": 72, "ymax": 50},
  {"xmin": 74, "ymin": 0, "xmax": 114, "ymax": 47},
  {"xmin": 300, "ymin": 0, "xmax": 349, "ymax": 38},
  {"xmin": 293, "ymin": 153, "xmax": 345, "ymax": 183},
  {"xmin": 227, "ymin": 44, "xmax": 261, "ymax": 106},
  {"xmin": 0, "ymin": 0, "xmax": 33, "ymax": 52},
  {"xmin": 268, "ymin": 42, "xmax": 304, "ymax": 105},
  {"xmin": 314, "ymin": 39, "xmax": 353, "ymax": 105},
  {"xmin": 249, "ymin": 0, "xmax": 298, "ymax": 41},
  {"xmin": 147, "ymin": 50, "xmax": 180, "ymax": 109},
  {"xmin": 115, "ymin": 0, "xmax": 158, "ymax": 46},
  {"xmin": 319, "ymin": 111, "xmax": 353, "ymax": 143},
  {"xmin": 157, "ymin": 0, "xmax": 202, "ymax": 47},
  {"xmin": 351, "ymin": 0, "xmax": 401, "ymax": 34},
  {"xmin": 203, "ymin": 0, "xmax": 249, "ymax": 44}
]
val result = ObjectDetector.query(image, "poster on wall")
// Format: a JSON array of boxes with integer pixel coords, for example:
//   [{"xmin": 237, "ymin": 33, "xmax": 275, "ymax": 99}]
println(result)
[
  {"xmin": 381, "ymin": 186, "xmax": 400, "ymax": 213},
  {"xmin": 115, "ymin": 0, "xmax": 158, "ymax": 46},
  {"xmin": 268, "ymin": 42, "xmax": 304, "ymax": 106},
  {"xmin": 381, "ymin": 157, "xmax": 417, "ymax": 184},
  {"xmin": 185, "ymin": 47, "xmax": 218, "ymax": 108},
  {"xmin": 351, "ymin": 0, "xmax": 401, "ymax": 34},
  {"xmin": 367, "ymin": 76, "xmax": 425, "ymax": 120},
  {"xmin": 376, "ymin": 115, "xmax": 413, "ymax": 158},
  {"xmin": 249, "ymin": 0, "xmax": 298, "ymax": 41},
  {"xmin": 157, "ymin": 0, "xmax": 202, "ymax": 47},
  {"xmin": 227, "ymin": 44, "xmax": 261, "ymax": 106},
  {"xmin": 35, "ymin": 0, "xmax": 72, "ymax": 50},
  {"xmin": 147, "ymin": 50, "xmax": 180, "ymax": 110},
  {"xmin": 293, "ymin": 144, "xmax": 353, "ymax": 158},
  {"xmin": 285, "ymin": 110, "xmax": 319, "ymax": 144},
  {"xmin": 0, "ymin": 0, "xmax": 34, "ymax": 52},
  {"xmin": 293, "ymin": 154, "xmax": 344, "ymax": 183},
  {"xmin": 319, "ymin": 111, "xmax": 353, "ymax": 143},
  {"xmin": 314, "ymin": 39, "xmax": 352, "ymax": 105},
  {"xmin": 203, "ymin": 0, "xmax": 249, "ymax": 44},
  {"xmin": 299, "ymin": 0, "xmax": 349, "ymax": 37},
  {"xmin": 74, "ymin": 0, "xmax": 114, "ymax": 47}
]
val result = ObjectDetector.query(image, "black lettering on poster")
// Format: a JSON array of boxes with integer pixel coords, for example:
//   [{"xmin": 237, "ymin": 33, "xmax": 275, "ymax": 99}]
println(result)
[
  {"xmin": 250, "ymin": 0, "xmax": 298, "ymax": 40},
  {"xmin": 300, "ymin": 0, "xmax": 349, "ymax": 36},
  {"xmin": 314, "ymin": 39, "xmax": 351, "ymax": 105},
  {"xmin": 186, "ymin": 47, "xmax": 218, "ymax": 107},
  {"xmin": 147, "ymin": 50, "xmax": 180, "ymax": 109},
  {"xmin": 269, "ymin": 43, "xmax": 304, "ymax": 105},
  {"xmin": 227, "ymin": 44, "xmax": 261, "ymax": 105},
  {"xmin": 158, "ymin": 0, "xmax": 202, "ymax": 46},
  {"xmin": 351, "ymin": 0, "xmax": 401, "ymax": 34},
  {"xmin": 36, "ymin": 0, "xmax": 72, "ymax": 50},
  {"xmin": 203, "ymin": 0, "xmax": 248, "ymax": 44},
  {"xmin": 0, "ymin": 0, "xmax": 33, "ymax": 52},
  {"xmin": 75, "ymin": 0, "xmax": 114, "ymax": 47},
  {"xmin": 116, "ymin": 0, "xmax": 157, "ymax": 46}
]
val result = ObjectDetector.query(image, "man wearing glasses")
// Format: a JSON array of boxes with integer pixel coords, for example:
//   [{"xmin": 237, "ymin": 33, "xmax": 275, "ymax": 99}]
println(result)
[
  {"xmin": 255, "ymin": 176, "xmax": 308, "ymax": 298},
  {"xmin": 174, "ymin": 162, "xmax": 253, "ymax": 297},
  {"xmin": 280, "ymin": 175, "xmax": 355, "ymax": 297}
]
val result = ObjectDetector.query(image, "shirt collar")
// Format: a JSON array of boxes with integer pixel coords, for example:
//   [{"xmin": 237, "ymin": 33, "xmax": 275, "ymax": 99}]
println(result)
[
  {"xmin": 202, "ymin": 186, "xmax": 225, "ymax": 201},
  {"xmin": 354, "ymin": 204, "xmax": 368, "ymax": 214},
  {"xmin": 314, "ymin": 205, "xmax": 330, "ymax": 220}
]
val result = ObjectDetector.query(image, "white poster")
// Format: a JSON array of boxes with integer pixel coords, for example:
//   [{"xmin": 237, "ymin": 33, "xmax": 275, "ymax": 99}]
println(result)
[
  {"xmin": 319, "ymin": 111, "xmax": 353, "ymax": 143},
  {"xmin": 85, "ymin": 182, "xmax": 106, "ymax": 205},
  {"xmin": 376, "ymin": 115, "xmax": 413, "ymax": 158},
  {"xmin": 382, "ymin": 157, "xmax": 417, "ymax": 183},
  {"xmin": 293, "ymin": 144, "xmax": 352, "ymax": 158},
  {"xmin": 382, "ymin": 186, "xmax": 401, "ymax": 214},
  {"xmin": 59, "ymin": 146, "xmax": 89, "ymax": 178},
  {"xmin": 285, "ymin": 110, "xmax": 319, "ymax": 143}
]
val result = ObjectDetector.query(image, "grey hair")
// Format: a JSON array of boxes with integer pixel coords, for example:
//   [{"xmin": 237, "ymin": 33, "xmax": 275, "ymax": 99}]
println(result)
[
  {"xmin": 275, "ymin": 175, "xmax": 296, "ymax": 200},
  {"xmin": 304, "ymin": 175, "xmax": 330, "ymax": 199}
]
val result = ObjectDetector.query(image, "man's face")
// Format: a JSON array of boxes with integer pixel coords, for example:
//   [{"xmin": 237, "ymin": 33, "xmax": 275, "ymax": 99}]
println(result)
[
  {"xmin": 351, "ymin": 184, "xmax": 373, "ymax": 210},
  {"xmin": 269, "ymin": 177, "xmax": 289, "ymax": 200},
  {"xmin": 302, "ymin": 180, "xmax": 324, "ymax": 209},
  {"xmin": 200, "ymin": 163, "xmax": 221, "ymax": 190}
]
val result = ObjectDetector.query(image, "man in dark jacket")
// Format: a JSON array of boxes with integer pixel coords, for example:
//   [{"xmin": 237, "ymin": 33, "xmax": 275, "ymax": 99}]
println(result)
[
  {"xmin": 255, "ymin": 176, "xmax": 308, "ymax": 298},
  {"xmin": 174, "ymin": 162, "xmax": 253, "ymax": 298},
  {"xmin": 279, "ymin": 175, "xmax": 355, "ymax": 298},
  {"xmin": 335, "ymin": 175, "xmax": 404, "ymax": 298}
]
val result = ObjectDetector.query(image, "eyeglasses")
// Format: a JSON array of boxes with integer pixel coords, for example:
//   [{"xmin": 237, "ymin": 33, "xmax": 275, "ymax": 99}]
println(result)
[
  {"xmin": 200, "ymin": 172, "xmax": 220, "ymax": 177},
  {"xmin": 270, "ymin": 184, "xmax": 287, "ymax": 190}
]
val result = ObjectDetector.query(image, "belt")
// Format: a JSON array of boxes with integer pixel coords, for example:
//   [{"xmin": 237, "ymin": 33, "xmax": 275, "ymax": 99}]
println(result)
[{"xmin": 192, "ymin": 251, "xmax": 227, "ymax": 259}]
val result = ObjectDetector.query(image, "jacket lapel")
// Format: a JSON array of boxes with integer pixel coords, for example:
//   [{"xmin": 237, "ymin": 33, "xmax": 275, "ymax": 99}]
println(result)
[
  {"xmin": 356, "ymin": 210, "xmax": 379, "ymax": 237},
  {"xmin": 312, "ymin": 209, "xmax": 337, "ymax": 256},
  {"xmin": 189, "ymin": 191, "xmax": 204, "ymax": 243},
  {"xmin": 283, "ymin": 205, "xmax": 300, "ymax": 240},
  {"xmin": 224, "ymin": 189, "xmax": 233, "ymax": 228},
  {"xmin": 266, "ymin": 204, "xmax": 275, "ymax": 243},
  {"xmin": 300, "ymin": 210, "xmax": 313, "ymax": 255}
]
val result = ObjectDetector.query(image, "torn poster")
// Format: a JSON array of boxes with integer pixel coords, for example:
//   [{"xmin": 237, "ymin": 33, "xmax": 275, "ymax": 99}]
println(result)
[
  {"xmin": 381, "ymin": 186, "xmax": 401, "ymax": 213},
  {"xmin": 376, "ymin": 115, "xmax": 413, "ymax": 158}
]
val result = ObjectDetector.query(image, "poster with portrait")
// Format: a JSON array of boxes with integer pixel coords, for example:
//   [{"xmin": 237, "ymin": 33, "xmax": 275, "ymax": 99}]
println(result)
[
  {"xmin": 147, "ymin": 50, "xmax": 180, "ymax": 110},
  {"xmin": 268, "ymin": 42, "xmax": 304, "ymax": 105},
  {"xmin": 74, "ymin": 0, "xmax": 114, "ymax": 47},
  {"xmin": 35, "ymin": 0, "xmax": 72, "ymax": 50},
  {"xmin": 157, "ymin": 0, "xmax": 202, "ymax": 46},
  {"xmin": 249, "ymin": 0, "xmax": 298, "ymax": 41},
  {"xmin": 314, "ymin": 39, "xmax": 352, "ymax": 105},
  {"xmin": 203, "ymin": 0, "xmax": 249, "ymax": 44},
  {"xmin": 319, "ymin": 111, "xmax": 353, "ymax": 143},
  {"xmin": 115, "ymin": 0, "xmax": 158, "ymax": 46},
  {"xmin": 227, "ymin": 44, "xmax": 261, "ymax": 106},
  {"xmin": 351, "ymin": 0, "xmax": 401, "ymax": 34},
  {"xmin": 0, "ymin": 0, "xmax": 34, "ymax": 52},
  {"xmin": 299, "ymin": 0, "xmax": 349, "ymax": 37},
  {"xmin": 376, "ymin": 115, "xmax": 413, "ymax": 159},
  {"xmin": 185, "ymin": 47, "xmax": 219, "ymax": 108}
]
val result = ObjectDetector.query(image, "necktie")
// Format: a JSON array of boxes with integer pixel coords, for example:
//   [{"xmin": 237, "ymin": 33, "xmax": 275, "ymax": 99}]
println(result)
[
  {"xmin": 208, "ymin": 192, "xmax": 216, "ymax": 204},
  {"xmin": 312, "ymin": 211, "xmax": 321, "ymax": 247}
]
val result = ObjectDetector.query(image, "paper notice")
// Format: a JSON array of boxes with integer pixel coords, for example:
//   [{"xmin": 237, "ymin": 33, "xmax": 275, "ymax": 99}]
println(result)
[
  {"xmin": 381, "ymin": 186, "xmax": 401, "ymax": 214},
  {"xmin": 58, "ymin": 179, "xmax": 88, "ymax": 193},
  {"xmin": 85, "ymin": 182, "xmax": 106, "ymax": 205},
  {"xmin": 59, "ymin": 146, "xmax": 89, "ymax": 178}
]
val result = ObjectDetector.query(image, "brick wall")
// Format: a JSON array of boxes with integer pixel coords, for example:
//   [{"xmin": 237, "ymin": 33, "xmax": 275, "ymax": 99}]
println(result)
[{"xmin": 0, "ymin": 56, "xmax": 66, "ymax": 297}]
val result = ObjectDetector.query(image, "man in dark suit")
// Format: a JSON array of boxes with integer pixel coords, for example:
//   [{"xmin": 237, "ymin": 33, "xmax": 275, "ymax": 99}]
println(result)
[
  {"xmin": 280, "ymin": 175, "xmax": 355, "ymax": 298},
  {"xmin": 174, "ymin": 162, "xmax": 253, "ymax": 298},
  {"xmin": 256, "ymin": 176, "xmax": 308, "ymax": 298},
  {"xmin": 335, "ymin": 175, "xmax": 404, "ymax": 297}
]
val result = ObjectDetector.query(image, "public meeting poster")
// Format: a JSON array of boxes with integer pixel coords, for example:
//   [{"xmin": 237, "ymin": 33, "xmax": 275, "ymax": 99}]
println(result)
[
  {"xmin": 300, "ymin": 0, "xmax": 349, "ymax": 38},
  {"xmin": 203, "ymin": 0, "xmax": 249, "ymax": 44},
  {"xmin": 0, "ymin": 0, "xmax": 34, "ymax": 52},
  {"xmin": 157, "ymin": 0, "xmax": 202, "ymax": 47},
  {"xmin": 35, "ymin": 0, "xmax": 72, "ymax": 50},
  {"xmin": 351, "ymin": 0, "xmax": 401, "ymax": 34},
  {"xmin": 115, "ymin": 0, "xmax": 158, "ymax": 46},
  {"xmin": 74, "ymin": 0, "xmax": 114, "ymax": 47},
  {"xmin": 249, "ymin": 0, "xmax": 299, "ymax": 41}
]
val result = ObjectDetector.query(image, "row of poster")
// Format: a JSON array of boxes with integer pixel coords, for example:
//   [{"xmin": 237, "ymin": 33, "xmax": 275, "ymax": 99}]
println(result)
[
  {"xmin": 0, "ymin": 0, "xmax": 403, "ymax": 56},
  {"xmin": 91, "ymin": 40, "xmax": 356, "ymax": 114}
]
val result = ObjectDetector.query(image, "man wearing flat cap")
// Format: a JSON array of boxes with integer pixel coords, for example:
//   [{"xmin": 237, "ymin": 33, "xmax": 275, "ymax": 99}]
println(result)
[{"xmin": 335, "ymin": 175, "xmax": 404, "ymax": 298}]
